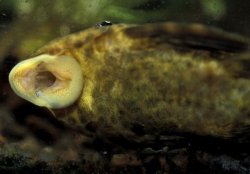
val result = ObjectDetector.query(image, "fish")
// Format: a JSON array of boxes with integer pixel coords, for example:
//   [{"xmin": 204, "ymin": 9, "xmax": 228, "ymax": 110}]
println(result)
[{"xmin": 8, "ymin": 22, "xmax": 250, "ymax": 143}]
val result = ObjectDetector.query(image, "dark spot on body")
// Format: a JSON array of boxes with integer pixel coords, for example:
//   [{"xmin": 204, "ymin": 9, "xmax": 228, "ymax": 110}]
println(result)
[
  {"xmin": 113, "ymin": 48, "xmax": 120, "ymax": 53},
  {"xmin": 83, "ymin": 47, "xmax": 94, "ymax": 59},
  {"xmin": 73, "ymin": 41, "xmax": 84, "ymax": 48},
  {"xmin": 47, "ymin": 48, "xmax": 62, "ymax": 55}
]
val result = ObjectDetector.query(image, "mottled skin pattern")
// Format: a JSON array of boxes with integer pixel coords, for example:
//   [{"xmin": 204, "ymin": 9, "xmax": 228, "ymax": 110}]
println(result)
[{"xmin": 33, "ymin": 23, "xmax": 250, "ymax": 141}]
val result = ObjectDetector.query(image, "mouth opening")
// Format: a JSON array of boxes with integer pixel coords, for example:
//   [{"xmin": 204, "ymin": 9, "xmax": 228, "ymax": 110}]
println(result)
[{"xmin": 35, "ymin": 71, "xmax": 57, "ymax": 90}]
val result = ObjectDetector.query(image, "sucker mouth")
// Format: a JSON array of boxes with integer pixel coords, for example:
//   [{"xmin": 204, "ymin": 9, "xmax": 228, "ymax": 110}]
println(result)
[{"xmin": 9, "ymin": 54, "xmax": 84, "ymax": 109}]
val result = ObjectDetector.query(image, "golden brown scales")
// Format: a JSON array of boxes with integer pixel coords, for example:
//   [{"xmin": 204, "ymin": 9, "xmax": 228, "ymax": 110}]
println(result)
[{"xmin": 8, "ymin": 22, "xmax": 250, "ymax": 142}]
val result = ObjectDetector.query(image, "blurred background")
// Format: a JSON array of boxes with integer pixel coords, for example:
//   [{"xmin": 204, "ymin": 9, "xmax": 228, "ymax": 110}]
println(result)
[
  {"xmin": 0, "ymin": 0, "xmax": 250, "ymax": 60},
  {"xmin": 0, "ymin": 0, "xmax": 250, "ymax": 173}
]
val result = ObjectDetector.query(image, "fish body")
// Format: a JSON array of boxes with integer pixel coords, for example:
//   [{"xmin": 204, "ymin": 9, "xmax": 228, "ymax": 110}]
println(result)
[{"xmin": 9, "ymin": 22, "xmax": 250, "ymax": 141}]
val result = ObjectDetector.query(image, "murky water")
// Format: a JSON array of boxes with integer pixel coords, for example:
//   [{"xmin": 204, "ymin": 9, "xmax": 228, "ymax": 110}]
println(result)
[{"xmin": 0, "ymin": 1, "xmax": 250, "ymax": 173}]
